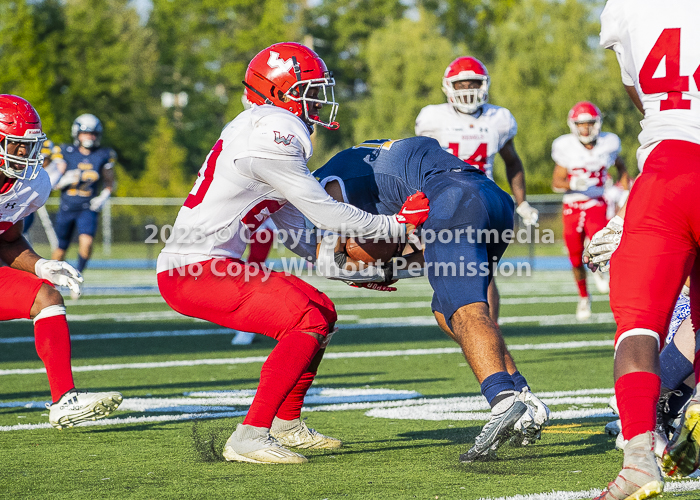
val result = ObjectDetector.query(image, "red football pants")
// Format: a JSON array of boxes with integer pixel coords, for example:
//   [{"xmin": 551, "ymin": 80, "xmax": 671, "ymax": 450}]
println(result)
[
  {"xmin": 562, "ymin": 199, "xmax": 608, "ymax": 269},
  {"xmin": 158, "ymin": 258, "xmax": 337, "ymax": 428},
  {"xmin": 157, "ymin": 258, "xmax": 337, "ymax": 340},
  {"xmin": 610, "ymin": 140, "xmax": 700, "ymax": 346}
]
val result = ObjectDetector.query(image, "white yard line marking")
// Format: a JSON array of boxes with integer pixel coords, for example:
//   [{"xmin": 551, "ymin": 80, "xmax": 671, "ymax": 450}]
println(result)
[
  {"xmin": 475, "ymin": 479, "xmax": 700, "ymax": 500},
  {"xmin": 0, "ymin": 328, "xmax": 235, "ymax": 344},
  {"xmin": 0, "ymin": 340, "xmax": 613, "ymax": 376},
  {"xmin": 0, "ymin": 388, "xmax": 635, "ymax": 434},
  {"xmin": 0, "ymin": 412, "xmax": 248, "ymax": 432}
]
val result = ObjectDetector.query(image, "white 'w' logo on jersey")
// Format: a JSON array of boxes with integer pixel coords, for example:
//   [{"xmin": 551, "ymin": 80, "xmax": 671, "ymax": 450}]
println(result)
[{"xmin": 267, "ymin": 51, "xmax": 294, "ymax": 72}]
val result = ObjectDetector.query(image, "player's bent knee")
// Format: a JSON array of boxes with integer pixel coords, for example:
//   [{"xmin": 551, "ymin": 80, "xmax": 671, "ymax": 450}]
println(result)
[
  {"xmin": 31, "ymin": 284, "xmax": 65, "ymax": 319},
  {"xmin": 614, "ymin": 328, "xmax": 661, "ymax": 352}
]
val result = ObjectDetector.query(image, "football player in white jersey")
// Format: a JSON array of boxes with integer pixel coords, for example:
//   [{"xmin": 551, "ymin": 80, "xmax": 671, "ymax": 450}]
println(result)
[
  {"xmin": 416, "ymin": 56, "xmax": 538, "ymax": 322},
  {"xmin": 589, "ymin": 2, "xmax": 700, "ymax": 498},
  {"xmin": 551, "ymin": 101, "xmax": 628, "ymax": 320},
  {"xmin": 156, "ymin": 43, "xmax": 431, "ymax": 464},
  {"xmin": 0, "ymin": 94, "xmax": 122, "ymax": 429}
]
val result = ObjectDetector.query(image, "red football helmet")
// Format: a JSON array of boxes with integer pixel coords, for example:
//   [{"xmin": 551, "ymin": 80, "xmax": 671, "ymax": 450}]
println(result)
[
  {"xmin": 442, "ymin": 57, "xmax": 490, "ymax": 114},
  {"xmin": 0, "ymin": 94, "xmax": 46, "ymax": 181},
  {"xmin": 244, "ymin": 42, "xmax": 339, "ymax": 130},
  {"xmin": 568, "ymin": 101, "xmax": 602, "ymax": 145}
]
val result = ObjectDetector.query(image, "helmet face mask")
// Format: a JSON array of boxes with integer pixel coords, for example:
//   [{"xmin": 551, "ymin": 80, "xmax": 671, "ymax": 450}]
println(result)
[
  {"xmin": 0, "ymin": 94, "xmax": 46, "ymax": 181},
  {"xmin": 567, "ymin": 102, "xmax": 602, "ymax": 145},
  {"xmin": 0, "ymin": 134, "xmax": 45, "ymax": 180},
  {"xmin": 244, "ymin": 43, "xmax": 339, "ymax": 131},
  {"xmin": 71, "ymin": 114, "xmax": 103, "ymax": 149},
  {"xmin": 286, "ymin": 77, "xmax": 338, "ymax": 131},
  {"xmin": 442, "ymin": 57, "xmax": 490, "ymax": 114}
]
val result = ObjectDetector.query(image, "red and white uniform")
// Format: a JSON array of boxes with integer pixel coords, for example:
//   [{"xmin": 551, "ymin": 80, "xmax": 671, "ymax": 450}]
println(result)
[
  {"xmin": 0, "ymin": 169, "xmax": 50, "ymax": 234},
  {"xmin": 552, "ymin": 132, "xmax": 620, "ymax": 268},
  {"xmin": 157, "ymin": 104, "xmax": 402, "ymax": 340},
  {"xmin": 415, "ymin": 103, "xmax": 517, "ymax": 180},
  {"xmin": 158, "ymin": 105, "xmax": 400, "ymax": 273},
  {"xmin": 0, "ymin": 169, "xmax": 52, "ymax": 320},
  {"xmin": 600, "ymin": 0, "xmax": 700, "ymax": 347}
]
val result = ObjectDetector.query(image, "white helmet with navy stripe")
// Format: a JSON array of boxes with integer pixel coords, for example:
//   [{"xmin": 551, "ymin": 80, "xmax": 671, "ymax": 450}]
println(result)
[{"xmin": 71, "ymin": 113, "xmax": 103, "ymax": 149}]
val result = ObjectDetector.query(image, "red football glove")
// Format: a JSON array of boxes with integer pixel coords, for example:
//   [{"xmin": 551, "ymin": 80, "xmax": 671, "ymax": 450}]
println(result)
[
  {"xmin": 395, "ymin": 191, "xmax": 430, "ymax": 227},
  {"xmin": 348, "ymin": 282, "xmax": 397, "ymax": 292}
]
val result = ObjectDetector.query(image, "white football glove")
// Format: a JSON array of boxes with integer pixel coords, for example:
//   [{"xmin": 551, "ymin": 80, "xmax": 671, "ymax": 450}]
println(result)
[
  {"xmin": 515, "ymin": 201, "xmax": 539, "ymax": 226},
  {"xmin": 569, "ymin": 175, "xmax": 591, "ymax": 192},
  {"xmin": 90, "ymin": 188, "xmax": 111, "ymax": 212},
  {"xmin": 512, "ymin": 389, "xmax": 551, "ymax": 446},
  {"xmin": 34, "ymin": 258, "xmax": 84, "ymax": 297},
  {"xmin": 54, "ymin": 168, "xmax": 81, "ymax": 190},
  {"xmin": 583, "ymin": 215, "xmax": 624, "ymax": 273}
]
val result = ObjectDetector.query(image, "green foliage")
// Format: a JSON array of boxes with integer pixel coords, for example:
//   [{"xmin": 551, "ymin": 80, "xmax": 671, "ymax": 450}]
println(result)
[
  {"xmin": 0, "ymin": 0, "xmax": 57, "ymax": 133},
  {"xmin": 489, "ymin": 0, "xmax": 640, "ymax": 191},
  {"xmin": 0, "ymin": 0, "xmax": 645, "ymax": 196},
  {"xmin": 351, "ymin": 10, "xmax": 457, "ymax": 143},
  {"xmin": 50, "ymin": 0, "xmax": 160, "ymax": 173},
  {"xmin": 304, "ymin": 0, "xmax": 406, "ymax": 154},
  {"xmin": 117, "ymin": 116, "xmax": 191, "ymax": 198},
  {"xmin": 148, "ymin": 0, "xmax": 304, "ymax": 175},
  {"xmin": 418, "ymin": 0, "xmax": 521, "ymax": 61}
]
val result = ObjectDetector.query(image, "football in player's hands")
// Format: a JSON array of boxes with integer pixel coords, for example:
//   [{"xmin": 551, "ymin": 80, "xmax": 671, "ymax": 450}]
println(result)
[{"xmin": 345, "ymin": 238, "xmax": 399, "ymax": 265}]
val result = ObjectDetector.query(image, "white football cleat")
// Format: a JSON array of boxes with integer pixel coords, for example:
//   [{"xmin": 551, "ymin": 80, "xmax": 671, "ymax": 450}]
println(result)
[
  {"xmin": 593, "ymin": 271, "xmax": 610, "ymax": 294},
  {"xmin": 223, "ymin": 424, "xmax": 308, "ymax": 464},
  {"xmin": 231, "ymin": 331, "xmax": 256, "ymax": 345},
  {"xmin": 576, "ymin": 297, "xmax": 592, "ymax": 321},
  {"xmin": 48, "ymin": 389, "xmax": 123, "ymax": 429},
  {"xmin": 271, "ymin": 417, "xmax": 342, "ymax": 449}
]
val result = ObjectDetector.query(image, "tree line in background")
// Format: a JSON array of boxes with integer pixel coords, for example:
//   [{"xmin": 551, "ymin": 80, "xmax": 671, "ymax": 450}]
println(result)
[{"xmin": 0, "ymin": 0, "xmax": 641, "ymax": 196}]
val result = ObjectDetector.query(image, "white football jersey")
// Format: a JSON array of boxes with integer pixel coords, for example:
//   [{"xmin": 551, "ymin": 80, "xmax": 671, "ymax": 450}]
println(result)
[
  {"xmin": 415, "ymin": 102, "xmax": 517, "ymax": 180},
  {"xmin": 600, "ymin": 0, "xmax": 700, "ymax": 166},
  {"xmin": 0, "ymin": 169, "xmax": 50, "ymax": 235},
  {"xmin": 552, "ymin": 132, "xmax": 621, "ymax": 204},
  {"xmin": 157, "ymin": 105, "xmax": 401, "ymax": 272}
]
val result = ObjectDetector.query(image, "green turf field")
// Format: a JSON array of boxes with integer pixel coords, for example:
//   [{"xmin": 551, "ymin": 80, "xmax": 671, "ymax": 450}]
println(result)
[{"xmin": 1, "ymin": 270, "xmax": 698, "ymax": 499}]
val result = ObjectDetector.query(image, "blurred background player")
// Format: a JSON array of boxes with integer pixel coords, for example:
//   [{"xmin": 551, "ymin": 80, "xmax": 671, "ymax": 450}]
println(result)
[
  {"xmin": 416, "ymin": 56, "xmax": 538, "ymax": 322},
  {"xmin": 589, "ymin": 1, "xmax": 700, "ymax": 498},
  {"xmin": 0, "ymin": 94, "xmax": 122, "ymax": 429},
  {"xmin": 47, "ymin": 114, "xmax": 116, "ymax": 292},
  {"xmin": 156, "ymin": 42, "xmax": 429, "ymax": 464},
  {"xmin": 551, "ymin": 101, "xmax": 628, "ymax": 320}
]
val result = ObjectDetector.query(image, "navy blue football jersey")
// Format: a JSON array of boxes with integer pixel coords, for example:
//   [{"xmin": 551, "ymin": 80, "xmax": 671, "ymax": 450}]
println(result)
[
  {"xmin": 58, "ymin": 145, "xmax": 116, "ymax": 210},
  {"xmin": 313, "ymin": 136, "xmax": 483, "ymax": 215}
]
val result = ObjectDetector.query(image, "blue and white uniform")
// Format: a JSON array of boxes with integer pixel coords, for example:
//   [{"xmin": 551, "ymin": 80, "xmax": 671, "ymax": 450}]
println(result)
[
  {"xmin": 314, "ymin": 136, "xmax": 514, "ymax": 328},
  {"xmin": 54, "ymin": 145, "xmax": 116, "ymax": 249}
]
